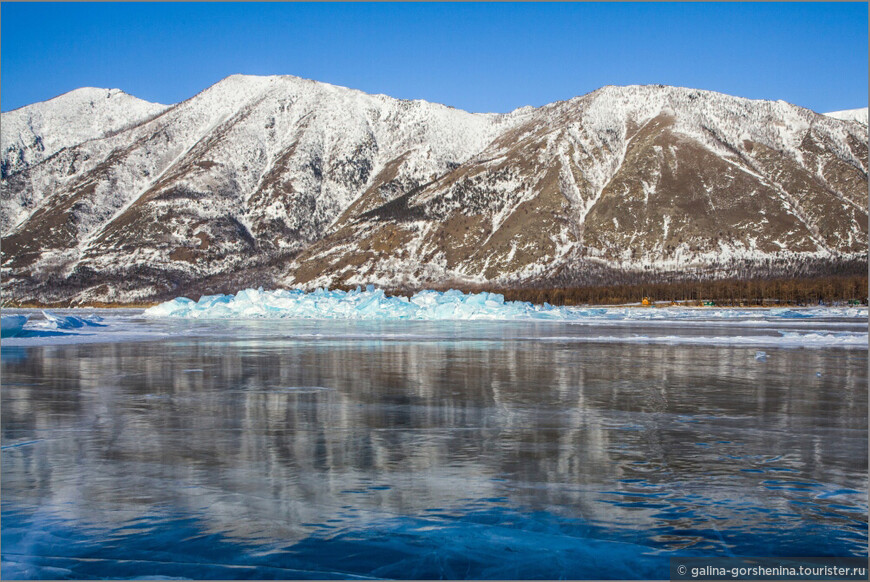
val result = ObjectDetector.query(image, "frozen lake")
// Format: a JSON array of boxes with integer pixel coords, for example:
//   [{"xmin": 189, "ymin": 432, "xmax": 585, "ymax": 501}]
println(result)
[{"xmin": 1, "ymin": 303, "xmax": 867, "ymax": 579}]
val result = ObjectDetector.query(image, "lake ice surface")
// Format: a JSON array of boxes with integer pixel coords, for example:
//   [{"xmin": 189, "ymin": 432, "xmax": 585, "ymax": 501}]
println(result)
[
  {"xmin": 4, "ymin": 289, "xmax": 869, "ymax": 349},
  {"xmin": 1, "ymin": 302, "xmax": 867, "ymax": 579}
]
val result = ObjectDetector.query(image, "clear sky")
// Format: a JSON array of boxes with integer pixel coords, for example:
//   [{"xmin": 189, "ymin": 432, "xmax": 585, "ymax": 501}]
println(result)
[{"xmin": 1, "ymin": 2, "xmax": 867, "ymax": 113}]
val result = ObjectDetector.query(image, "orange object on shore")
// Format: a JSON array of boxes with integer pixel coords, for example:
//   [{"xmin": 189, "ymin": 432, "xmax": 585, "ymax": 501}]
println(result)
[{"xmin": 642, "ymin": 297, "xmax": 651, "ymax": 306}]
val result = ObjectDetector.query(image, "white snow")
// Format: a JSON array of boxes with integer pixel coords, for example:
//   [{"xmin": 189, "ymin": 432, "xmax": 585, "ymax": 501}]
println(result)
[
  {"xmin": 0, "ymin": 74, "xmax": 526, "ymax": 250},
  {"xmin": 823, "ymin": 108, "xmax": 868, "ymax": 125},
  {"xmin": 1, "ymin": 87, "xmax": 169, "ymax": 175}
]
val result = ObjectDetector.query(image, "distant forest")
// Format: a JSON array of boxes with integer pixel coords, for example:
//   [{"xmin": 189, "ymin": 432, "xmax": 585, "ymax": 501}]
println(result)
[
  {"xmin": 379, "ymin": 274, "xmax": 868, "ymax": 307},
  {"xmin": 494, "ymin": 275, "xmax": 868, "ymax": 307},
  {"xmin": 374, "ymin": 257, "xmax": 870, "ymax": 306},
  {"xmin": 8, "ymin": 258, "xmax": 867, "ymax": 308}
]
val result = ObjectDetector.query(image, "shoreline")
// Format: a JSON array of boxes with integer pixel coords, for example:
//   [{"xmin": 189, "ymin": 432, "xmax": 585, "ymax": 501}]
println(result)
[
  {"xmin": 2, "ymin": 298, "xmax": 866, "ymax": 312},
  {"xmin": 3, "ymin": 274, "xmax": 866, "ymax": 311}
]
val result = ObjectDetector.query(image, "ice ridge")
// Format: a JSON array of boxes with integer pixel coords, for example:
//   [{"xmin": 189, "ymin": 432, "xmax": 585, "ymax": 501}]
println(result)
[
  {"xmin": 144, "ymin": 286, "xmax": 572, "ymax": 321},
  {"xmin": 143, "ymin": 287, "xmax": 868, "ymax": 322}
]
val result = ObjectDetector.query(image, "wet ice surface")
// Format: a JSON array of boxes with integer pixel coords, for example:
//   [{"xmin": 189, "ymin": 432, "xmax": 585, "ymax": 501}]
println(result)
[
  {"xmin": 1, "ymin": 311, "xmax": 868, "ymax": 579},
  {"xmin": 3, "ymin": 301, "xmax": 869, "ymax": 349}
]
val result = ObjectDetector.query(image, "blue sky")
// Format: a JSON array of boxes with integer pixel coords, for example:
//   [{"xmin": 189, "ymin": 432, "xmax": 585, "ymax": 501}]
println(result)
[{"xmin": 1, "ymin": 2, "xmax": 867, "ymax": 113}]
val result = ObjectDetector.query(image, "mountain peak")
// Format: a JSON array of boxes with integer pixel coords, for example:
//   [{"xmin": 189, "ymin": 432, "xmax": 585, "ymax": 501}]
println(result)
[
  {"xmin": 1, "ymin": 78, "xmax": 866, "ymax": 304},
  {"xmin": 5, "ymin": 86, "xmax": 167, "ymax": 114},
  {"xmin": 1, "ymin": 87, "xmax": 170, "ymax": 179}
]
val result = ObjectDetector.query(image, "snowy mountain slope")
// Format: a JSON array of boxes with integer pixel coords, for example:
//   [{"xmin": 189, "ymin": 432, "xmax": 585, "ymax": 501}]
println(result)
[
  {"xmin": 1, "ymin": 87, "xmax": 169, "ymax": 182},
  {"xmin": 287, "ymin": 86, "xmax": 868, "ymax": 290},
  {"xmin": 1, "ymin": 75, "xmax": 528, "ymax": 302},
  {"xmin": 1, "ymin": 76, "xmax": 866, "ymax": 304},
  {"xmin": 824, "ymin": 107, "xmax": 868, "ymax": 125}
]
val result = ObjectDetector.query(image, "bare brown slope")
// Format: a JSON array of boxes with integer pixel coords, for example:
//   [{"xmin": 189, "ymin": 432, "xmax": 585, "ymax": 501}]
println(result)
[{"xmin": 282, "ymin": 109, "xmax": 868, "ymax": 291}]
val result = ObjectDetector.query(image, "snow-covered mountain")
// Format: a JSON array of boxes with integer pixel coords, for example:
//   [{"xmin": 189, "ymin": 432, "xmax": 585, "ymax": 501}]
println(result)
[
  {"xmin": 824, "ymin": 107, "xmax": 868, "ymax": 125},
  {"xmin": 1, "ymin": 75, "xmax": 867, "ymax": 304},
  {"xmin": 1, "ymin": 87, "xmax": 169, "ymax": 182}
]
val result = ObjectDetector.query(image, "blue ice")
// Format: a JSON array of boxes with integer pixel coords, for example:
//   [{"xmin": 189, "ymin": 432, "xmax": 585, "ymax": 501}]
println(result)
[
  {"xmin": 1, "ymin": 315, "xmax": 29, "ymax": 338},
  {"xmin": 42, "ymin": 311, "xmax": 106, "ymax": 329},
  {"xmin": 143, "ymin": 287, "xmax": 867, "ymax": 322}
]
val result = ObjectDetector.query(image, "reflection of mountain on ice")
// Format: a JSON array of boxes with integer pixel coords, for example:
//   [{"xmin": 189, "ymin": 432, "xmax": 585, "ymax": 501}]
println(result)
[{"xmin": 1, "ymin": 332, "xmax": 866, "ymax": 578}]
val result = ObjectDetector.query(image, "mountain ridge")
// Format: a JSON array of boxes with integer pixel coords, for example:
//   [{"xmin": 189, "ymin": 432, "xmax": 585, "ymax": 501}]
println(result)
[
  {"xmin": 824, "ymin": 107, "xmax": 869, "ymax": 125},
  {"xmin": 1, "ymin": 75, "xmax": 867, "ymax": 304},
  {"xmin": 1, "ymin": 87, "xmax": 170, "ymax": 180}
]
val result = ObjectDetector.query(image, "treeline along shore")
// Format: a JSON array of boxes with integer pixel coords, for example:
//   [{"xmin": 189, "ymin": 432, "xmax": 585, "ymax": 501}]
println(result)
[
  {"xmin": 498, "ymin": 274, "xmax": 868, "ymax": 307},
  {"xmin": 5, "ymin": 274, "xmax": 868, "ymax": 309},
  {"xmin": 5, "ymin": 265, "xmax": 868, "ymax": 309},
  {"xmin": 374, "ymin": 274, "xmax": 867, "ymax": 308}
]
